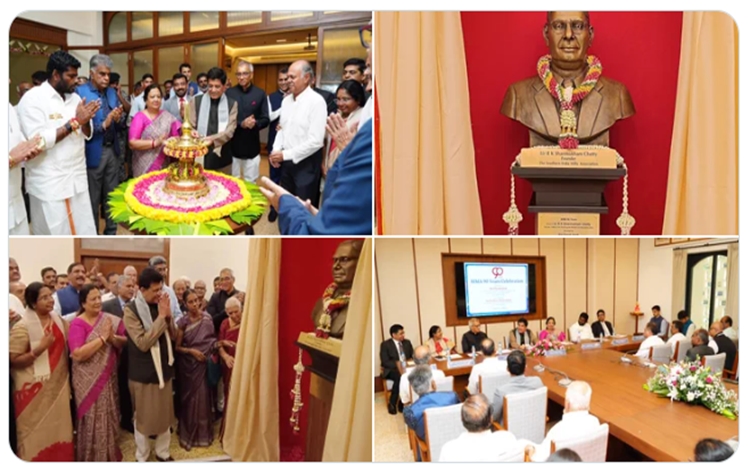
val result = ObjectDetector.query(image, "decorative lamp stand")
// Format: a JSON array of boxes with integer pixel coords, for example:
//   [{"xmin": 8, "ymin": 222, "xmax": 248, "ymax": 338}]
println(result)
[{"xmin": 162, "ymin": 102, "xmax": 211, "ymax": 198}]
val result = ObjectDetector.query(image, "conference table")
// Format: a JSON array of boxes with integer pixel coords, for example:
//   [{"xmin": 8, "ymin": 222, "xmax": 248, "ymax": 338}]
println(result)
[{"xmin": 401, "ymin": 337, "xmax": 739, "ymax": 462}]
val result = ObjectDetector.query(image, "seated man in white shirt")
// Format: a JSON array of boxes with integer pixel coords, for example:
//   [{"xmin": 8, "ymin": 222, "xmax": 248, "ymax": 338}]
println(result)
[
  {"xmin": 568, "ymin": 312, "xmax": 594, "ymax": 343},
  {"xmin": 438, "ymin": 393, "xmax": 519, "ymax": 462},
  {"xmin": 635, "ymin": 322, "xmax": 666, "ymax": 359},
  {"xmin": 527, "ymin": 381, "xmax": 600, "ymax": 462},
  {"xmin": 399, "ymin": 345, "xmax": 445, "ymax": 405},
  {"xmin": 666, "ymin": 320, "xmax": 687, "ymax": 357},
  {"xmin": 467, "ymin": 338, "xmax": 507, "ymax": 395},
  {"xmin": 720, "ymin": 316, "xmax": 738, "ymax": 343}
]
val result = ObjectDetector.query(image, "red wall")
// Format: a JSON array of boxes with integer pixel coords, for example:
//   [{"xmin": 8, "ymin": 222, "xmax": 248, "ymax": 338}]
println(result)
[
  {"xmin": 278, "ymin": 238, "xmax": 348, "ymax": 460},
  {"xmin": 461, "ymin": 12, "xmax": 683, "ymax": 235}
]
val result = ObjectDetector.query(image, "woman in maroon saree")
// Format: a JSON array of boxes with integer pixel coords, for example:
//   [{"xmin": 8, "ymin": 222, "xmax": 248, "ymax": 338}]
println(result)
[
  {"xmin": 175, "ymin": 289, "xmax": 216, "ymax": 450},
  {"xmin": 68, "ymin": 284, "xmax": 127, "ymax": 461},
  {"xmin": 217, "ymin": 296, "xmax": 242, "ymax": 441}
]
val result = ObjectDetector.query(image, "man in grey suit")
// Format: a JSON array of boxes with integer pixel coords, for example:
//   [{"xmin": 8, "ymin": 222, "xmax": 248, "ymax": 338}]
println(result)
[
  {"xmin": 491, "ymin": 350, "xmax": 543, "ymax": 424},
  {"xmin": 102, "ymin": 275, "xmax": 136, "ymax": 432},
  {"xmin": 686, "ymin": 329, "xmax": 717, "ymax": 362},
  {"xmin": 162, "ymin": 74, "xmax": 190, "ymax": 122}
]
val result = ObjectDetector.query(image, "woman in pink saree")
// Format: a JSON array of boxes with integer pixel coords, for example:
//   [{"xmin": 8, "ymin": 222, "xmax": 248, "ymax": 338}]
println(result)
[
  {"xmin": 128, "ymin": 84, "xmax": 182, "ymax": 177},
  {"xmin": 175, "ymin": 289, "xmax": 216, "ymax": 450},
  {"xmin": 68, "ymin": 284, "xmax": 127, "ymax": 461}
]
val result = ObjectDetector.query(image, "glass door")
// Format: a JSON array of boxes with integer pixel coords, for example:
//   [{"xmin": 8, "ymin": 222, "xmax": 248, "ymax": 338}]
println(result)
[{"xmin": 685, "ymin": 251, "xmax": 728, "ymax": 328}]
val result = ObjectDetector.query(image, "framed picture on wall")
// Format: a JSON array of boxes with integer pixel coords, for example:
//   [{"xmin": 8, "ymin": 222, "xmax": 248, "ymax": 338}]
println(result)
[{"xmin": 654, "ymin": 238, "xmax": 670, "ymax": 246}]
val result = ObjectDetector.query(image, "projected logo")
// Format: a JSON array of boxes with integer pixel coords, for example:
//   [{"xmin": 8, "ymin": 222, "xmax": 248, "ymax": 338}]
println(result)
[{"xmin": 492, "ymin": 267, "xmax": 504, "ymax": 278}]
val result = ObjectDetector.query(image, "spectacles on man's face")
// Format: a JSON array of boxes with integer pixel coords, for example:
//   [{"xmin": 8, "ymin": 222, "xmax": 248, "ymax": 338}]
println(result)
[
  {"xmin": 359, "ymin": 24, "xmax": 372, "ymax": 49},
  {"xmin": 548, "ymin": 20, "xmax": 589, "ymax": 35}
]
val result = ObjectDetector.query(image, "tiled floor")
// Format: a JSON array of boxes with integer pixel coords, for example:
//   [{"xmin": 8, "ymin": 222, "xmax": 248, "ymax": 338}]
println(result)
[
  {"xmin": 373, "ymin": 392, "xmax": 414, "ymax": 462},
  {"xmin": 119, "ymin": 421, "xmax": 229, "ymax": 462}
]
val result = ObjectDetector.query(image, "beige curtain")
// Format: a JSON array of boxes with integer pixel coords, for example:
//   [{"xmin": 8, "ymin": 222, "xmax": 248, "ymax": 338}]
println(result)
[
  {"xmin": 223, "ymin": 238, "xmax": 281, "ymax": 461},
  {"xmin": 322, "ymin": 239, "xmax": 372, "ymax": 461},
  {"xmin": 671, "ymin": 248, "xmax": 687, "ymax": 322},
  {"xmin": 726, "ymin": 242, "xmax": 739, "ymax": 330},
  {"xmin": 376, "ymin": 12, "xmax": 484, "ymax": 235},
  {"xmin": 662, "ymin": 12, "xmax": 738, "ymax": 235}
]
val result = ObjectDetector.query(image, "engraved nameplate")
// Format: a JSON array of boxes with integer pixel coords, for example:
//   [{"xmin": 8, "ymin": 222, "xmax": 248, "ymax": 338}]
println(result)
[
  {"xmin": 612, "ymin": 338, "xmax": 629, "ymax": 346},
  {"xmin": 447, "ymin": 358, "xmax": 476, "ymax": 369},
  {"xmin": 538, "ymin": 213, "xmax": 600, "ymax": 236},
  {"xmin": 581, "ymin": 342, "xmax": 602, "ymax": 351},
  {"xmin": 632, "ymin": 335, "xmax": 645, "ymax": 342},
  {"xmin": 519, "ymin": 147, "xmax": 618, "ymax": 169},
  {"xmin": 297, "ymin": 332, "xmax": 342, "ymax": 358},
  {"xmin": 546, "ymin": 349, "xmax": 568, "ymax": 357}
]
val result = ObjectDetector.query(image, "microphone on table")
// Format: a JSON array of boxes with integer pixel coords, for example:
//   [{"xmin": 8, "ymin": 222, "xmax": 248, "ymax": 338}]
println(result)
[{"xmin": 529, "ymin": 358, "xmax": 571, "ymax": 386}]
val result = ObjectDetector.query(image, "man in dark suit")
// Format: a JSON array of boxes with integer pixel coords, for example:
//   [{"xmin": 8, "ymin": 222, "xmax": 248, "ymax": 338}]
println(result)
[
  {"xmin": 710, "ymin": 322, "xmax": 737, "ymax": 371},
  {"xmin": 403, "ymin": 365, "xmax": 460, "ymax": 460},
  {"xmin": 591, "ymin": 309, "xmax": 614, "ymax": 338},
  {"xmin": 380, "ymin": 324, "xmax": 414, "ymax": 415},
  {"xmin": 311, "ymin": 70, "xmax": 337, "ymax": 116},
  {"xmin": 686, "ymin": 329, "xmax": 715, "ymax": 362},
  {"xmin": 101, "ymin": 275, "xmax": 136, "ymax": 433}
]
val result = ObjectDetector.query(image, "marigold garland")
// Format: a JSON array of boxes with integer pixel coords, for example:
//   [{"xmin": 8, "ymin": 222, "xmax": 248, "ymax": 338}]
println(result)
[{"xmin": 537, "ymin": 54, "xmax": 602, "ymax": 149}]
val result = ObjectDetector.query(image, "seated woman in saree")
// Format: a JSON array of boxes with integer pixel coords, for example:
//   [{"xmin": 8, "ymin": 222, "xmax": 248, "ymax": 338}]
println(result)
[
  {"xmin": 68, "ymin": 284, "xmax": 127, "ymax": 461},
  {"xmin": 9, "ymin": 282, "xmax": 74, "ymax": 461},
  {"xmin": 128, "ymin": 84, "xmax": 182, "ymax": 177},
  {"xmin": 217, "ymin": 296, "xmax": 242, "ymax": 441},
  {"xmin": 175, "ymin": 289, "xmax": 217, "ymax": 450}
]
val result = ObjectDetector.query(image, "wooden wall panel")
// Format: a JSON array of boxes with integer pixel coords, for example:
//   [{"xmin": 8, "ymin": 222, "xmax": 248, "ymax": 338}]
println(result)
[
  {"xmin": 563, "ymin": 239, "xmax": 588, "ymax": 336},
  {"xmin": 374, "ymin": 239, "xmax": 420, "ymax": 350},
  {"xmin": 374, "ymin": 262, "xmax": 384, "ymax": 376},
  {"xmin": 588, "ymin": 238, "xmax": 616, "ymax": 321},
  {"xmin": 540, "ymin": 238, "xmax": 565, "ymax": 337},
  {"xmin": 615, "ymin": 239, "xmax": 640, "ymax": 335},
  {"xmin": 413, "ymin": 238, "xmax": 450, "ymax": 346}
]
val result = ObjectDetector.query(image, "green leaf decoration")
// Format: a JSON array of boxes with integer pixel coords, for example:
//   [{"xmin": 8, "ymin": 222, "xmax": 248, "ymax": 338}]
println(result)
[{"xmin": 204, "ymin": 219, "xmax": 233, "ymax": 234}]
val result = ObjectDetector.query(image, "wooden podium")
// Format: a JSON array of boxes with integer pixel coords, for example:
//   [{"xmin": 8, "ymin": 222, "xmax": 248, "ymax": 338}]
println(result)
[
  {"xmin": 296, "ymin": 333, "xmax": 342, "ymax": 462},
  {"xmin": 512, "ymin": 147, "xmax": 626, "ymax": 235}
]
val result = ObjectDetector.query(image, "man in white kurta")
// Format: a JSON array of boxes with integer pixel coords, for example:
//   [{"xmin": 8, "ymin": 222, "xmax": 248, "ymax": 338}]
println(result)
[
  {"xmin": 8, "ymin": 104, "xmax": 43, "ymax": 235},
  {"xmin": 635, "ymin": 322, "xmax": 666, "ymax": 359},
  {"xmin": 569, "ymin": 313, "xmax": 595, "ymax": 342},
  {"xmin": 399, "ymin": 346, "xmax": 445, "ymax": 404},
  {"xmin": 467, "ymin": 339, "xmax": 507, "ymax": 395},
  {"xmin": 269, "ymin": 60, "xmax": 327, "ymax": 204},
  {"xmin": 17, "ymin": 51, "xmax": 99, "ymax": 235},
  {"xmin": 528, "ymin": 381, "xmax": 601, "ymax": 461},
  {"xmin": 667, "ymin": 320, "xmax": 687, "ymax": 358},
  {"xmin": 438, "ymin": 394, "xmax": 520, "ymax": 462}
]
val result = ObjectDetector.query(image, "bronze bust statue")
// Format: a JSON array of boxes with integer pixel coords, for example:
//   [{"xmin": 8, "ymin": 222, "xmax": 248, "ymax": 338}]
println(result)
[
  {"xmin": 311, "ymin": 240, "xmax": 363, "ymax": 339},
  {"xmin": 501, "ymin": 11, "xmax": 635, "ymax": 147}
]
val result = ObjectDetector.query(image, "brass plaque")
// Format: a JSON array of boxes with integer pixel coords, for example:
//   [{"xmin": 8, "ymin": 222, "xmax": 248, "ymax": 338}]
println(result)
[
  {"xmin": 537, "ymin": 213, "xmax": 600, "ymax": 235},
  {"xmin": 297, "ymin": 332, "xmax": 342, "ymax": 358},
  {"xmin": 519, "ymin": 147, "xmax": 618, "ymax": 169}
]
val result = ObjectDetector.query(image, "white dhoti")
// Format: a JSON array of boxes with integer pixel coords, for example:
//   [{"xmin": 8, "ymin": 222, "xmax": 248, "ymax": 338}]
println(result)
[
  {"xmin": 9, "ymin": 194, "xmax": 29, "ymax": 235},
  {"xmin": 232, "ymin": 155, "xmax": 260, "ymax": 183},
  {"xmin": 29, "ymin": 191, "xmax": 97, "ymax": 235}
]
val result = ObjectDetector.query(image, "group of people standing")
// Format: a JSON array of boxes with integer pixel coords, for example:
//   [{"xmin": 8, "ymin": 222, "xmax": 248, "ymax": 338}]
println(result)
[
  {"xmin": 9, "ymin": 257, "xmax": 246, "ymax": 461},
  {"xmin": 9, "ymin": 45, "xmax": 371, "ymax": 236}
]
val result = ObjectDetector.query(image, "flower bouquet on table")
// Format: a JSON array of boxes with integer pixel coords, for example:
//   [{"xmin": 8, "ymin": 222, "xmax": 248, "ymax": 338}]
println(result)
[
  {"xmin": 643, "ymin": 360, "xmax": 738, "ymax": 420},
  {"xmin": 526, "ymin": 338, "xmax": 566, "ymax": 357}
]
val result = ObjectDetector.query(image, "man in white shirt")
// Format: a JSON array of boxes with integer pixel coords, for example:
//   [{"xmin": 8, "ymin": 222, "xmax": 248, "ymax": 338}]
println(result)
[
  {"xmin": 467, "ymin": 339, "xmax": 507, "ymax": 395},
  {"xmin": 269, "ymin": 60, "xmax": 327, "ymax": 205},
  {"xmin": 399, "ymin": 345, "xmax": 445, "ymax": 404},
  {"xmin": 439, "ymin": 394, "xmax": 520, "ymax": 462},
  {"xmin": 569, "ymin": 312, "xmax": 594, "ymax": 343},
  {"xmin": 127, "ymin": 74, "xmax": 154, "ymax": 125},
  {"xmin": 8, "ymin": 100, "xmax": 43, "ymax": 235},
  {"xmin": 666, "ymin": 320, "xmax": 687, "ymax": 358},
  {"xmin": 528, "ymin": 381, "xmax": 601, "ymax": 462},
  {"xmin": 720, "ymin": 316, "xmax": 738, "ymax": 343},
  {"xmin": 17, "ymin": 51, "xmax": 100, "ymax": 235},
  {"xmin": 635, "ymin": 322, "xmax": 666, "ymax": 359}
]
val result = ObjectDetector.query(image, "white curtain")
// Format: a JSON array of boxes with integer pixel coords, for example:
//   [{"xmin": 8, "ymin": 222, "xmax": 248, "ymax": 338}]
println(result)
[
  {"xmin": 671, "ymin": 248, "xmax": 687, "ymax": 322},
  {"xmin": 726, "ymin": 242, "xmax": 739, "ymax": 331}
]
